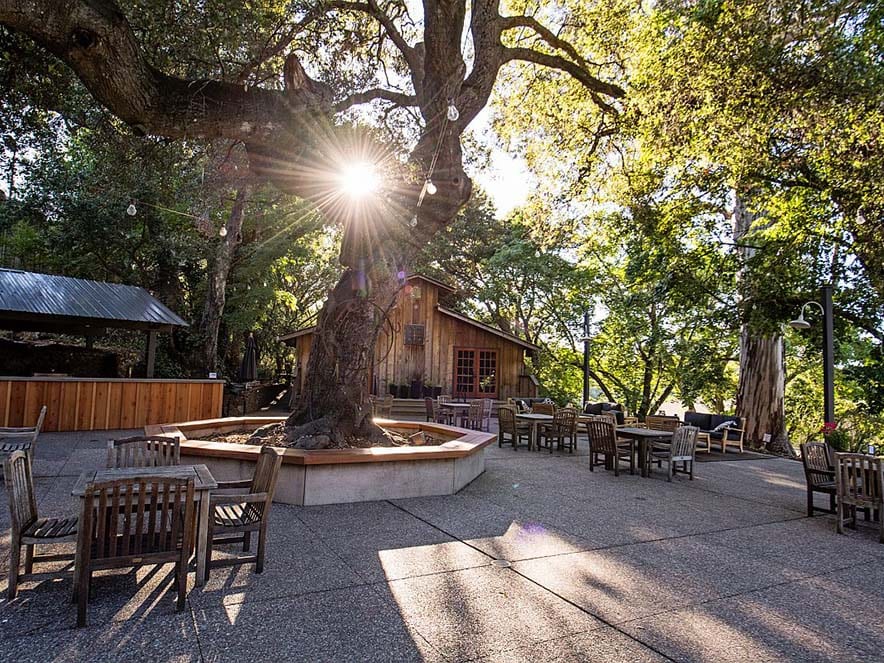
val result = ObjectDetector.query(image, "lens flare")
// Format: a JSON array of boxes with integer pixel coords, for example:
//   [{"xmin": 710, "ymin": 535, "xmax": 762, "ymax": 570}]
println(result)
[{"xmin": 338, "ymin": 161, "xmax": 381, "ymax": 198}]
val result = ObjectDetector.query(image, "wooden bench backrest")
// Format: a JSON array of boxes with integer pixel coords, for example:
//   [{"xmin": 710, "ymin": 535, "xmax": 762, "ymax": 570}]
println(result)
[
  {"xmin": 4, "ymin": 450, "xmax": 37, "ymax": 536},
  {"xmin": 107, "ymin": 436, "xmax": 180, "ymax": 469}
]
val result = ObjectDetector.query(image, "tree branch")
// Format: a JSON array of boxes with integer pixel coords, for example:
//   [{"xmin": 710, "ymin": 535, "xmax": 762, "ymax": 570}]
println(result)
[
  {"xmin": 334, "ymin": 87, "xmax": 418, "ymax": 112},
  {"xmin": 325, "ymin": 0, "xmax": 419, "ymax": 74},
  {"xmin": 499, "ymin": 15, "xmax": 599, "ymax": 71},
  {"xmin": 503, "ymin": 47, "xmax": 625, "ymax": 100}
]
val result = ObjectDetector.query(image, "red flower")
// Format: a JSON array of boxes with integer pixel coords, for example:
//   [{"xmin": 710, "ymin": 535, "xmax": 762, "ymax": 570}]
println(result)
[{"xmin": 821, "ymin": 421, "xmax": 838, "ymax": 434}]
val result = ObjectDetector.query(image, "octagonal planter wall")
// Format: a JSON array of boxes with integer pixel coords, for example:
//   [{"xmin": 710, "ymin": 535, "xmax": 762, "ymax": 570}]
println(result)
[{"xmin": 144, "ymin": 417, "xmax": 494, "ymax": 506}]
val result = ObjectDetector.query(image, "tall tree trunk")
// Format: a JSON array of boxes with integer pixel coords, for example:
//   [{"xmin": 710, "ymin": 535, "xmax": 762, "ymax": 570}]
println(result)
[
  {"xmin": 736, "ymin": 329, "xmax": 786, "ymax": 446},
  {"xmin": 201, "ymin": 185, "xmax": 250, "ymax": 373},
  {"xmin": 733, "ymin": 192, "xmax": 793, "ymax": 455},
  {"xmin": 284, "ymin": 264, "xmax": 400, "ymax": 448}
]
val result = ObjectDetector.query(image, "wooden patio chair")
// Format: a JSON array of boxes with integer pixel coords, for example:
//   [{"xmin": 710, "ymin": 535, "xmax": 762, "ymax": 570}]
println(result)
[
  {"xmin": 75, "ymin": 474, "xmax": 195, "ymax": 626},
  {"xmin": 0, "ymin": 405, "xmax": 47, "ymax": 471},
  {"xmin": 834, "ymin": 453, "xmax": 883, "ymax": 543},
  {"xmin": 645, "ymin": 415, "xmax": 681, "ymax": 433},
  {"xmin": 538, "ymin": 407, "xmax": 578, "ymax": 454},
  {"xmin": 586, "ymin": 420, "xmax": 634, "ymax": 476},
  {"xmin": 4, "ymin": 450, "xmax": 77, "ymax": 600},
  {"xmin": 800, "ymin": 442, "xmax": 836, "ymax": 516},
  {"xmin": 498, "ymin": 405, "xmax": 530, "ymax": 450},
  {"xmin": 531, "ymin": 401, "xmax": 556, "ymax": 416},
  {"xmin": 480, "ymin": 398, "xmax": 494, "ymax": 431},
  {"xmin": 648, "ymin": 425, "xmax": 699, "ymax": 481},
  {"xmin": 204, "ymin": 446, "xmax": 283, "ymax": 582},
  {"xmin": 460, "ymin": 400, "xmax": 483, "ymax": 430},
  {"xmin": 106, "ymin": 435, "xmax": 180, "ymax": 469},
  {"xmin": 425, "ymin": 397, "xmax": 452, "ymax": 425}
]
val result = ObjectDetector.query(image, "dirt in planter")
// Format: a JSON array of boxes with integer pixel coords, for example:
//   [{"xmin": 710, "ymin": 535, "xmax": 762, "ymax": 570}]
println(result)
[{"xmin": 203, "ymin": 427, "xmax": 443, "ymax": 448}]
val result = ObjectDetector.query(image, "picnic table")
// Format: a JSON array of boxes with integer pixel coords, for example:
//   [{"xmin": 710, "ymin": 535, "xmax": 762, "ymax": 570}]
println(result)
[
  {"xmin": 71, "ymin": 464, "xmax": 218, "ymax": 586},
  {"xmin": 615, "ymin": 427, "xmax": 674, "ymax": 477}
]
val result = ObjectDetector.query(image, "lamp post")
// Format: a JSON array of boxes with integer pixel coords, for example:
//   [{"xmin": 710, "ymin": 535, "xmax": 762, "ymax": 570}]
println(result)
[
  {"xmin": 581, "ymin": 311, "xmax": 591, "ymax": 406},
  {"xmin": 789, "ymin": 284, "xmax": 835, "ymax": 425}
]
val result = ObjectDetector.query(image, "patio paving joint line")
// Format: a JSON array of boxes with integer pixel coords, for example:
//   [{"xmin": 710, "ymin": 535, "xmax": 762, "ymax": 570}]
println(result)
[{"xmin": 386, "ymin": 500, "xmax": 680, "ymax": 662}]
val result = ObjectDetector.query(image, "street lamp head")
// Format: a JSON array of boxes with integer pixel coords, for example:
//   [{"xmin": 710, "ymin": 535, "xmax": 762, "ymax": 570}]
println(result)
[{"xmin": 789, "ymin": 312, "xmax": 811, "ymax": 330}]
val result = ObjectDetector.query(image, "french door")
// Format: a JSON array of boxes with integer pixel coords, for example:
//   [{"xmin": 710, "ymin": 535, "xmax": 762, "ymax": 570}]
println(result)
[{"xmin": 454, "ymin": 348, "xmax": 497, "ymax": 398}]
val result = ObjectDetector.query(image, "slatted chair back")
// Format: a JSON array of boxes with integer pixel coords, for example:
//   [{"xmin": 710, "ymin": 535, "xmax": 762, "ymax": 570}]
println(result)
[
  {"xmin": 835, "ymin": 453, "xmax": 883, "ymax": 508},
  {"xmin": 532, "ymin": 402, "xmax": 556, "ymax": 416},
  {"xmin": 465, "ymin": 400, "xmax": 483, "ymax": 430},
  {"xmin": 586, "ymin": 420, "xmax": 617, "ymax": 456},
  {"xmin": 437, "ymin": 395, "xmax": 452, "ymax": 404},
  {"xmin": 801, "ymin": 442, "xmax": 834, "ymax": 488},
  {"xmin": 498, "ymin": 406, "xmax": 517, "ymax": 436},
  {"xmin": 240, "ymin": 446, "xmax": 284, "ymax": 522},
  {"xmin": 4, "ymin": 450, "xmax": 37, "ymax": 537},
  {"xmin": 478, "ymin": 398, "xmax": 493, "ymax": 431},
  {"xmin": 79, "ymin": 475, "xmax": 195, "ymax": 567},
  {"xmin": 594, "ymin": 412, "xmax": 618, "ymax": 427},
  {"xmin": 646, "ymin": 415, "xmax": 681, "ymax": 432},
  {"xmin": 550, "ymin": 407, "xmax": 578, "ymax": 436},
  {"xmin": 107, "ymin": 436, "xmax": 180, "ymax": 469},
  {"xmin": 670, "ymin": 425, "xmax": 700, "ymax": 461}
]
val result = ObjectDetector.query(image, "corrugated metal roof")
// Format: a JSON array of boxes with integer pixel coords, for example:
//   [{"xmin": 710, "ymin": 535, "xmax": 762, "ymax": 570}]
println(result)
[{"xmin": 0, "ymin": 269, "xmax": 187, "ymax": 330}]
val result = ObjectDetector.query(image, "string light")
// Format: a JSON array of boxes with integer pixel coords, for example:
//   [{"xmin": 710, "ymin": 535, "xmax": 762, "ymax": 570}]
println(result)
[
  {"xmin": 219, "ymin": 226, "xmax": 228, "ymax": 238},
  {"xmin": 446, "ymin": 101, "xmax": 459, "ymax": 122},
  {"xmin": 126, "ymin": 202, "xmax": 137, "ymax": 216},
  {"xmin": 409, "ymin": 216, "xmax": 418, "ymax": 227},
  {"xmin": 425, "ymin": 180, "xmax": 437, "ymax": 195}
]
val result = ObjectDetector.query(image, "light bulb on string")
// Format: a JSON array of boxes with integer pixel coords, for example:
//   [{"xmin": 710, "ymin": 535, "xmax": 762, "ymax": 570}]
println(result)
[
  {"xmin": 409, "ymin": 216, "xmax": 418, "ymax": 228},
  {"xmin": 425, "ymin": 180, "xmax": 437, "ymax": 195},
  {"xmin": 446, "ymin": 102, "xmax": 459, "ymax": 122},
  {"xmin": 219, "ymin": 226, "xmax": 228, "ymax": 238},
  {"xmin": 126, "ymin": 202, "xmax": 137, "ymax": 216},
  {"xmin": 534, "ymin": 249, "xmax": 541, "ymax": 258}
]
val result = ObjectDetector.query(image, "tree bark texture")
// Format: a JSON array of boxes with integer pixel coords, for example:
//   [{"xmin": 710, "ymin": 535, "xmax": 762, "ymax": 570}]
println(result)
[{"xmin": 201, "ymin": 186, "xmax": 250, "ymax": 374}]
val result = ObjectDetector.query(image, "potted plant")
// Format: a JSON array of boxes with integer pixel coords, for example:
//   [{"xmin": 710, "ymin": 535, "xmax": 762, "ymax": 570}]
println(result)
[
  {"xmin": 409, "ymin": 373, "xmax": 423, "ymax": 399},
  {"xmin": 398, "ymin": 383, "xmax": 410, "ymax": 398},
  {"xmin": 388, "ymin": 383, "xmax": 398, "ymax": 397},
  {"xmin": 432, "ymin": 384, "xmax": 443, "ymax": 398}
]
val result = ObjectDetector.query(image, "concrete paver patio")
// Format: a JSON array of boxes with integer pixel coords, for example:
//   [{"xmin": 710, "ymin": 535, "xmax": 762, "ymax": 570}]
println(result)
[{"xmin": 2, "ymin": 429, "xmax": 883, "ymax": 662}]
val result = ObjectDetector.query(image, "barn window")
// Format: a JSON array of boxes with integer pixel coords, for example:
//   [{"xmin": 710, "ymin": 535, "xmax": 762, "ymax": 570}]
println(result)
[
  {"xmin": 404, "ymin": 324, "xmax": 425, "ymax": 345},
  {"xmin": 454, "ymin": 348, "xmax": 497, "ymax": 398}
]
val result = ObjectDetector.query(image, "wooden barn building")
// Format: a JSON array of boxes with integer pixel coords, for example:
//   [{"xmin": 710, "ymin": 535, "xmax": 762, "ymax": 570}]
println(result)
[{"xmin": 280, "ymin": 275, "xmax": 539, "ymax": 401}]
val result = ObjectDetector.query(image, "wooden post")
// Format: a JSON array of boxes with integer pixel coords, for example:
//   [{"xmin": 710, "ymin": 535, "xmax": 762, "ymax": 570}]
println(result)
[{"xmin": 145, "ymin": 331, "xmax": 157, "ymax": 378}]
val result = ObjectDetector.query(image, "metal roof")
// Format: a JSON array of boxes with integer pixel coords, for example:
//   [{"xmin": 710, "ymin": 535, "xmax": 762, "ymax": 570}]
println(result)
[{"xmin": 0, "ymin": 269, "xmax": 188, "ymax": 332}]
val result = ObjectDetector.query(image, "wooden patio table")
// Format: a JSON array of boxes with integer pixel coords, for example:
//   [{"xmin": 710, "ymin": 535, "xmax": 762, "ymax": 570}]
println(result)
[
  {"xmin": 439, "ymin": 402, "xmax": 470, "ymax": 427},
  {"xmin": 615, "ymin": 427, "xmax": 674, "ymax": 477},
  {"xmin": 71, "ymin": 464, "xmax": 217, "ymax": 586},
  {"xmin": 515, "ymin": 413, "xmax": 553, "ymax": 451}
]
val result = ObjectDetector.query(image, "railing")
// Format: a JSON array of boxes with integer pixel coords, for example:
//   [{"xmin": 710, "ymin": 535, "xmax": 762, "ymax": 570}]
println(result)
[{"xmin": 0, "ymin": 377, "xmax": 224, "ymax": 432}]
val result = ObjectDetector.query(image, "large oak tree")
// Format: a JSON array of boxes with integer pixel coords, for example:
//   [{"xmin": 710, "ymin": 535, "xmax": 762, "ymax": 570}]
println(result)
[{"xmin": 1, "ymin": 0, "xmax": 623, "ymax": 446}]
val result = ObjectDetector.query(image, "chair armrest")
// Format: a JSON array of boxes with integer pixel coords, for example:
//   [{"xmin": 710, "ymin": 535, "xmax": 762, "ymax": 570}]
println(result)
[
  {"xmin": 0, "ymin": 431, "xmax": 36, "ymax": 439},
  {"xmin": 215, "ymin": 479, "xmax": 253, "ymax": 490},
  {"xmin": 723, "ymin": 427, "xmax": 744, "ymax": 440},
  {"xmin": 0, "ymin": 427, "xmax": 36, "ymax": 433},
  {"xmin": 210, "ymin": 492, "xmax": 269, "ymax": 506}
]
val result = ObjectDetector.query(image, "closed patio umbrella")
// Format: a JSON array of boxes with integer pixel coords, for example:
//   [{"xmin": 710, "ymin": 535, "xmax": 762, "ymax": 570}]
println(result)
[{"xmin": 239, "ymin": 332, "xmax": 258, "ymax": 382}]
